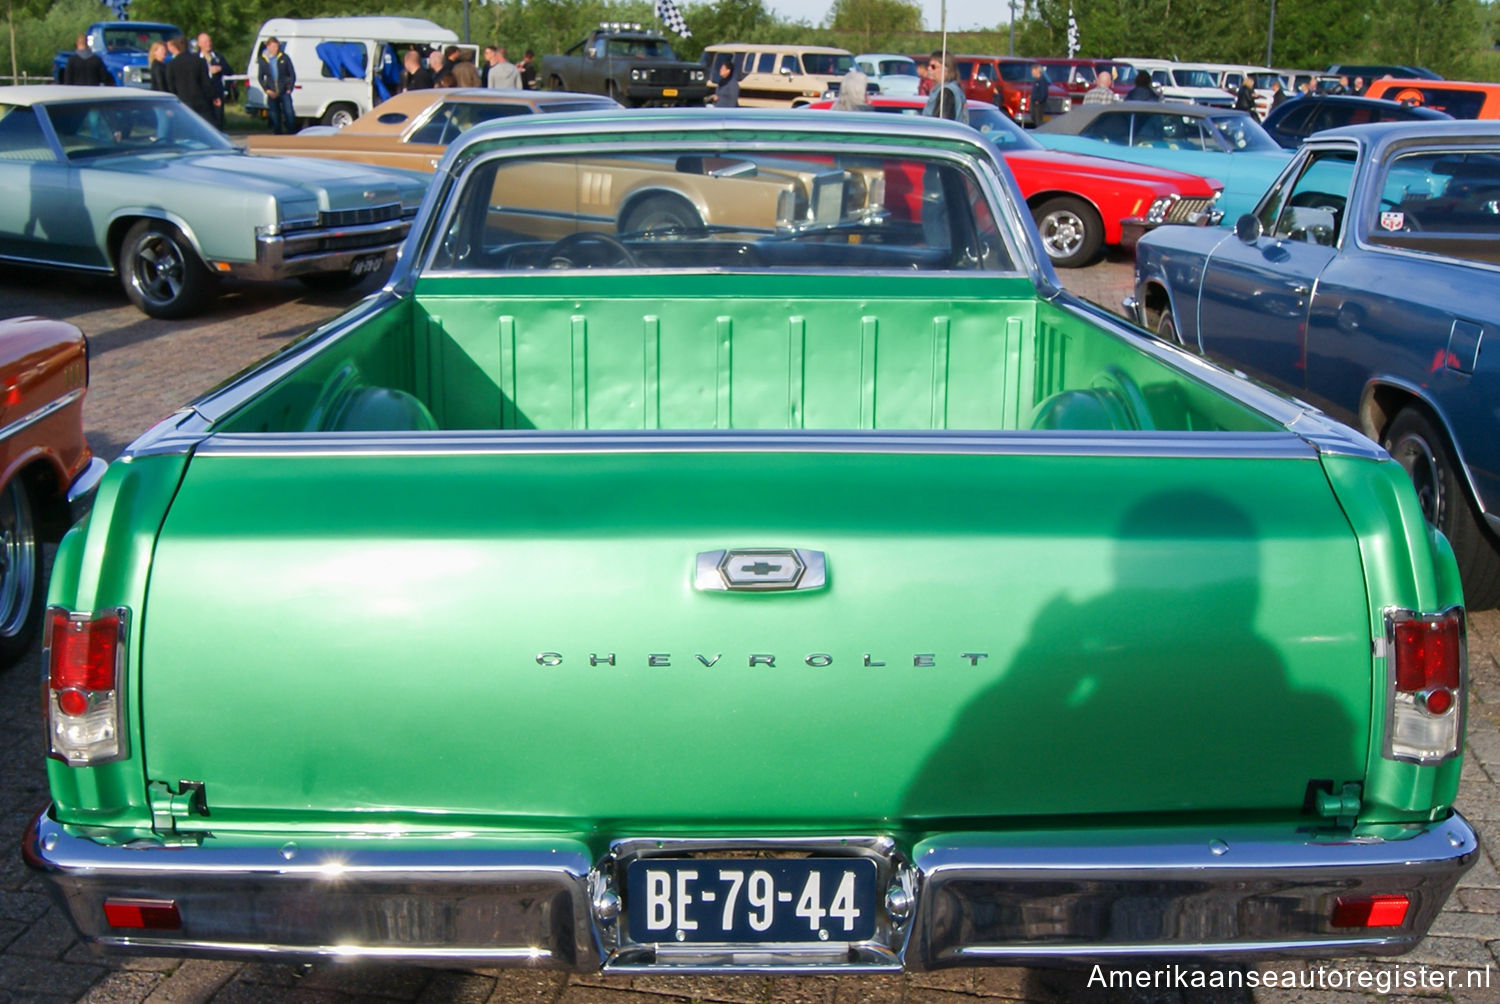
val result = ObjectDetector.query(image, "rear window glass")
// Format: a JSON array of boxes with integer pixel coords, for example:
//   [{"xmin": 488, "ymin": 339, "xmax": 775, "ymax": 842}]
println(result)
[
  {"xmin": 1380, "ymin": 86, "xmax": 1488, "ymax": 119},
  {"xmin": 431, "ymin": 149, "xmax": 1014, "ymax": 274},
  {"xmin": 1172, "ymin": 69, "xmax": 1218, "ymax": 88},
  {"xmin": 803, "ymin": 53, "xmax": 854, "ymax": 76},
  {"xmin": 1374, "ymin": 150, "xmax": 1500, "ymax": 246}
]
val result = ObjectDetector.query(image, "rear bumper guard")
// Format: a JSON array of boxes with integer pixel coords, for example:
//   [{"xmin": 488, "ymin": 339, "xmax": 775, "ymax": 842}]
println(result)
[{"xmin": 25, "ymin": 810, "xmax": 1477, "ymax": 970}]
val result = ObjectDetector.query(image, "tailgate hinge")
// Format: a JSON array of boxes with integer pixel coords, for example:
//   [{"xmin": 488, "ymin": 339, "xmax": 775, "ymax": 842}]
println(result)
[
  {"xmin": 148, "ymin": 779, "xmax": 210, "ymax": 834},
  {"xmin": 1313, "ymin": 782, "xmax": 1362, "ymax": 829}
]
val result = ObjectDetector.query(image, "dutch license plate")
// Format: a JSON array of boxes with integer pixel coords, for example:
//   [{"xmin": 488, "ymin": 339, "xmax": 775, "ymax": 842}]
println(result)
[
  {"xmin": 662, "ymin": 88, "xmax": 678, "ymax": 97},
  {"xmin": 626, "ymin": 858, "xmax": 877, "ymax": 943},
  {"xmin": 350, "ymin": 253, "xmax": 383, "ymax": 277}
]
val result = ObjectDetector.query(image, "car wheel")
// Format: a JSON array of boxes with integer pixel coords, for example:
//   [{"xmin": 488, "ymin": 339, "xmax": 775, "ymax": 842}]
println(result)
[
  {"xmin": 1032, "ymin": 196, "xmax": 1103, "ymax": 268},
  {"xmin": 548, "ymin": 75, "xmax": 565, "ymax": 92},
  {"xmin": 0, "ymin": 478, "xmax": 42, "ymax": 669},
  {"xmin": 1384, "ymin": 407, "xmax": 1500, "ymax": 609},
  {"xmin": 118, "ymin": 220, "xmax": 211, "ymax": 319},
  {"xmin": 619, "ymin": 194, "xmax": 703, "ymax": 236},
  {"xmin": 321, "ymin": 103, "xmax": 357, "ymax": 129},
  {"xmin": 1155, "ymin": 307, "xmax": 1187, "ymax": 348}
]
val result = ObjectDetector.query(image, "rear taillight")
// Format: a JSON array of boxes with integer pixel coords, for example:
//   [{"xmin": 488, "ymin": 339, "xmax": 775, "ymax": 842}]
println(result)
[
  {"xmin": 1330, "ymin": 894, "xmax": 1410, "ymax": 928},
  {"xmin": 1385, "ymin": 607, "xmax": 1464, "ymax": 763},
  {"xmin": 44, "ymin": 607, "xmax": 128, "ymax": 765}
]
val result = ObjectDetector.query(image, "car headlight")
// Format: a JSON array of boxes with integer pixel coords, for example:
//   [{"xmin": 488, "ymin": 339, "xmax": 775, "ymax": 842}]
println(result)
[
  {"xmin": 693, "ymin": 69, "xmax": 705, "ymax": 81},
  {"xmin": 1145, "ymin": 196, "xmax": 1177, "ymax": 224},
  {"xmin": 630, "ymin": 69, "xmax": 643, "ymax": 82}
]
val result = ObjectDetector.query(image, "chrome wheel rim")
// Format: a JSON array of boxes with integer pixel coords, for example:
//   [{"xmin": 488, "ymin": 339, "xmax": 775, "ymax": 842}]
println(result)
[
  {"xmin": 0, "ymin": 480, "xmax": 35, "ymax": 638},
  {"xmin": 1039, "ymin": 209, "xmax": 1085, "ymax": 258},
  {"xmin": 330, "ymin": 108, "xmax": 354, "ymax": 129},
  {"xmin": 130, "ymin": 232, "xmax": 185, "ymax": 307}
]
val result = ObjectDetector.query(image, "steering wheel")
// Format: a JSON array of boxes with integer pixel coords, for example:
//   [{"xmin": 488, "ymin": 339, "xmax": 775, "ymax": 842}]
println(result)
[{"xmin": 544, "ymin": 231, "xmax": 639, "ymax": 269}]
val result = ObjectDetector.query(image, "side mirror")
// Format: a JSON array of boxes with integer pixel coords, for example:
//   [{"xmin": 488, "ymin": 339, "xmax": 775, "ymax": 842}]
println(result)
[{"xmin": 1235, "ymin": 213, "xmax": 1262, "ymax": 244}]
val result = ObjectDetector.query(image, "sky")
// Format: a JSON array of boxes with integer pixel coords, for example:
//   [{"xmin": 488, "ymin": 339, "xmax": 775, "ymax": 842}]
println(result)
[{"xmin": 763, "ymin": 1, "xmax": 1016, "ymax": 33}]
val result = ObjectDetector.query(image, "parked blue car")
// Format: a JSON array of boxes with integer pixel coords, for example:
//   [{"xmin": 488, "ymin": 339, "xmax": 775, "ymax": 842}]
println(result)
[
  {"xmin": 1035, "ymin": 101, "xmax": 1291, "ymax": 221},
  {"xmin": 1130, "ymin": 121, "xmax": 1500, "ymax": 606},
  {"xmin": 1261, "ymin": 94, "xmax": 1452, "ymax": 149}
]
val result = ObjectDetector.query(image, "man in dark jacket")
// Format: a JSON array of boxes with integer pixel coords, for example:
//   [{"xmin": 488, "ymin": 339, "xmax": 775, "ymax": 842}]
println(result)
[
  {"xmin": 712, "ymin": 58, "xmax": 739, "ymax": 107},
  {"xmin": 401, "ymin": 49, "xmax": 434, "ymax": 91},
  {"xmin": 63, "ymin": 35, "xmax": 113, "ymax": 86},
  {"xmin": 1125, "ymin": 70, "xmax": 1157, "ymax": 101},
  {"xmin": 197, "ymin": 32, "xmax": 229, "ymax": 128},
  {"xmin": 257, "ymin": 37, "xmax": 297, "ymax": 134},
  {"xmin": 165, "ymin": 37, "xmax": 216, "ymax": 125},
  {"xmin": 1028, "ymin": 63, "xmax": 1049, "ymax": 127},
  {"xmin": 1233, "ymin": 79, "xmax": 1258, "ymax": 118}
]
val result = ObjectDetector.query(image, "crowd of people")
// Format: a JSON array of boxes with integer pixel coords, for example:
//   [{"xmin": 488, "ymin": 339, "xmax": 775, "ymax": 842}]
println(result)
[
  {"xmin": 63, "ymin": 30, "xmax": 231, "ymax": 128},
  {"xmin": 397, "ymin": 43, "xmax": 537, "ymax": 94}
]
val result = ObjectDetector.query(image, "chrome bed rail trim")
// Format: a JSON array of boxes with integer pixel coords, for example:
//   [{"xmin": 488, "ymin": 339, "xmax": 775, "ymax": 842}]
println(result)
[{"xmin": 188, "ymin": 428, "xmax": 1321, "ymax": 460}]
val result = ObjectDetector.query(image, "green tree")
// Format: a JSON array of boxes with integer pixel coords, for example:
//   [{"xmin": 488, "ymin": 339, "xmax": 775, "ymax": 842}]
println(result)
[
  {"xmin": 6, "ymin": 0, "xmax": 107, "ymax": 80},
  {"xmin": 827, "ymin": 0, "xmax": 923, "ymax": 42},
  {"xmin": 1367, "ymin": 0, "xmax": 1485, "ymax": 77}
]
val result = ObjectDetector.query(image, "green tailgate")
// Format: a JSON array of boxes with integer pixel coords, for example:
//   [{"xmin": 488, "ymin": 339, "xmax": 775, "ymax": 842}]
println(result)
[{"xmin": 138, "ymin": 447, "xmax": 1371, "ymax": 832}]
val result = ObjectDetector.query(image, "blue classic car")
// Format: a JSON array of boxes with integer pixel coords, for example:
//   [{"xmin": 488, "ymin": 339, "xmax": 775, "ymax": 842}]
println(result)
[
  {"xmin": 1131, "ymin": 121, "xmax": 1500, "ymax": 607},
  {"xmin": 1035, "ymin": 101, "xmax": 1292, "ymax": 221}
]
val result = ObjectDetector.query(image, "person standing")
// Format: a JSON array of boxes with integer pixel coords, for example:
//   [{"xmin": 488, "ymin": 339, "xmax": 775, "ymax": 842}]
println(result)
[
  {"xmin": 257, "ymin": 37, "xmax": 296, "ymax": 135},
  {"xmin": 1124, "ymin": 69, "xmax": 1156, "ymax": 101},
  {"xmin": 166, "ymin": 36, "xmax": 216, "ymax": 124},
  {"xmin": 449, "ymin": 47, "xmax": 481, "ymax": 88},
  {"xmin": 518, "ymin": 50, "xmax": 537, "ymax": 90},
  {"xmin": 197, "ymin": 32, "xmax": 228, "ymax": 129},
  {"xmin": 485, "ymin": 46, "xmax": 522, "ymax": 89},
  {"xmin": 922, "ymin": 52, "xmax": 967, "ymax": 123},
  {"xmin": 1028, "ymin": 63, "xmax": 1049, "ymax": 127},
  {"xmin": 148, "ymin": 41, "xmax": 170, "ymax": 92},
  {"xmin": 63, "ymin": 35, "xmax": 113, "ymax": 86},
  {"xmin": 1233, "ymin": 78, "xmax": 1258, "ymax": 118},
  {"xmin": 832, "ymin": 69, "xmax": 869, "ymax": 110},
  {"xmin": 1082, "ymin": 70, "xmax": 1118, "ymax": 104},
  {"xmin": 712, "ymin": 58, "xmax": 739, "ymax": 107},
  {"xmin": 1269, "ymin": 79, "xmax": 1288, "ymax": 110},
  {"xmin": 402, "ymin": 49, "xmax": 434, "ymax": 91}
]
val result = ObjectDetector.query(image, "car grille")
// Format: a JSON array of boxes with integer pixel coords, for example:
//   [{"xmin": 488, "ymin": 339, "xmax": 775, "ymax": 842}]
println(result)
[
  {"xmin": 1167, "ymin": 197, "xmax": 1216, "ymax": 223},
  {"xmin": 644, "ymin": 67, "xmax": 695, "ymax": 86},
  {"xmin": 318, "ymin": 204, "xmax": 403, "ymax": 228}
]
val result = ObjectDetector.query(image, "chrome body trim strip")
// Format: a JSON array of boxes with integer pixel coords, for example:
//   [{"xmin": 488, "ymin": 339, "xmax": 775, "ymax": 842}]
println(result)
[
  {"xmin": 0, "ymin": 388, "xmax": 84, "ymax": 444},
  {"xmin": 28, "ymin": 812, "xmax": 1477, "ymax": 969},
  {"xmin": 0, "ymin": 253, "xmax": 113, "ymax": 276},
  {"xmin": 187, "ymin": 429, "xmax": 1322, "ymax": 460},
  {"xmin": 64, "ymin": 456, "xmax": 109, "ymax": 524}
]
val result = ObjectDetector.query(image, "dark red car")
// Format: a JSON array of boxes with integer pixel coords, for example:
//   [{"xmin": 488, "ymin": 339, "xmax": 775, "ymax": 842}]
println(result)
[
  {"xmin": 955, "ymin": 56, "xmax": 1069, "ymax": 121},
  {"xmin": 1033, "ymin": 58, "xmax": 1135, "ymax": 106}
]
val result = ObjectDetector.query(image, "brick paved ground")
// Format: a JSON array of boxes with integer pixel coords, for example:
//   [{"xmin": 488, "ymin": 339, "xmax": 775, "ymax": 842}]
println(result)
[{"xmin": 0, "ymin": 256, "xmax": 1495, "ymax": 1003}]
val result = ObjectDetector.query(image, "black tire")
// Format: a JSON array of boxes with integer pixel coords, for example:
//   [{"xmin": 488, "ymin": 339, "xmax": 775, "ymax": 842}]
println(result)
[
  {"xmin": 1384, "ymin": 407, "xmax": 1500, "ymax": 609},
  {"xmin": 118, "ymin": 219, "xmax": 211, "ymax": 319},
  {"xmin": 0, "ymin": 478, "xmax": 43, "ymax": 669},
  {"xmin": 1032, "ymin": 196, "xmax": 1103, "ymax": 268},
  {"xmin": 321, "ymin": 103, "xmax": 358, "ymax": 129},
  {"xmin": 619, "ymin": 194, "xmax": 703, "ymax": 236},
  {"xmin": 1156, "ymin": 307, "xmax": 1186, "ymax": 347}
]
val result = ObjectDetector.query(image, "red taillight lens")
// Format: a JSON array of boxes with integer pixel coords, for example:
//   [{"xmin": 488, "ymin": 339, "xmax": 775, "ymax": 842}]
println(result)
[
  {"xmin": 1330, "ymin": 894, "xmax": 1410, "ymax": 929},
  {"xmin": 47, "ymin": 610, "xmax": 120, "ymax": 691},
  {"xmin": 45, "ymin": 607, "xmax": 127, "ymax": 766},
  {"xmin": 1386, "ymin": 607, "xmax": 1464, "ymax": 763},
  {"xmin": 1392, "ymin": 612, "xmax": 1462, "ymax": 694},
  {"xmin": 103, "ymin": 898, "xmax": 181, "ymax": 930}
]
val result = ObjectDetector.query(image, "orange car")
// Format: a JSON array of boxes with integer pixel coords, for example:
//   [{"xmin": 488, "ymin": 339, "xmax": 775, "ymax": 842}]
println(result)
[
  {"xmin": 0, "ymin": 317, "xmax": 100, "ymax": 667},
  {"xmin": 246, "ymin": 88, "xmax": 620, "ymax": 171},
  {"xmin": 1364, "ymin": 78, "xmax": 1500, "ymax": 119}
]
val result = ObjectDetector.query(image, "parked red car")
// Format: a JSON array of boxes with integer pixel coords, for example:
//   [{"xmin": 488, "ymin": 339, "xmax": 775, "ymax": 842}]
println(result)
[
  {"xmin": 0, "ymin": 317, "xmax": 101, "ymax": 667},
  {"xmin": 806, "ymin": 97, "xmax": 1223, "ymax": 267},
  {"xmin": 1033, "ymin": 58, "xmax": 1136, "ymax": 106},
  {"xmin": 955, "ymin": 56, "xmax": 1068, "ymax": 122}
]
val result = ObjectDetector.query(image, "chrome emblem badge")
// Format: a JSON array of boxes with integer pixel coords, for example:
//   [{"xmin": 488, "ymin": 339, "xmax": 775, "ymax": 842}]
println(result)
[{"xmin": 695, "ymin": 549, "xmax": 827, "ymax": 592}]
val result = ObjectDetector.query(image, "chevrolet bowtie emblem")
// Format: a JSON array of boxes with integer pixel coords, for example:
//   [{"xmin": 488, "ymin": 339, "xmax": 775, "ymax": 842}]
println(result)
[{"xmin": 695, "ymin": 549, "xmax": 828, "ymax": 592}]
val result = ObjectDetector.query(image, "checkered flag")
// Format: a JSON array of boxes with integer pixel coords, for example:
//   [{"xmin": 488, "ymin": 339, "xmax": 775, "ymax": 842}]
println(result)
[
  {"xmin": 657, "ymin": 0, "xmax": 691, "ymax": 37},
  {"xmin": 1066, "ymin": 6, "xmax": 1079, "ymax": 57}
]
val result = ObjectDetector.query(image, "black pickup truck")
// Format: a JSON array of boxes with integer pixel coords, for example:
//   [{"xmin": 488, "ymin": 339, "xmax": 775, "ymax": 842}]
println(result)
[{"xmin": 540, "ymin": 24, "xmax": 708, "ymax": 106}]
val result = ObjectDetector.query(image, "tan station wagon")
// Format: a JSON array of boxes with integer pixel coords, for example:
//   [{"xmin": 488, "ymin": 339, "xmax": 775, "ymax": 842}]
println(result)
[
  {"xmin": 702, "ymin": 43, "xmax": 854, "ymax": 107},
  {"xmin": 245, "ymin": 88, "xmax": 620, "ymax": 171}
]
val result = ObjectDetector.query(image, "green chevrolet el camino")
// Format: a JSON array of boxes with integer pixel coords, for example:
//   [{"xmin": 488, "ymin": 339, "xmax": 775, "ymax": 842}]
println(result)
[
  {"xmin": 26, "ymin": 109, "xmax": 1477, "ymax": 971},
  {"xmin": 0, "ymin": 86, "xmax": 428, "ymax": 318}
]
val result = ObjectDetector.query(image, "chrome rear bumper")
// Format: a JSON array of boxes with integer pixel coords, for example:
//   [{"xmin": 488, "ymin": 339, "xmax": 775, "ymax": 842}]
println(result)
[{"xmin": 26, "ymin": 811, "xmax": 1477, "ymax": 970}]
